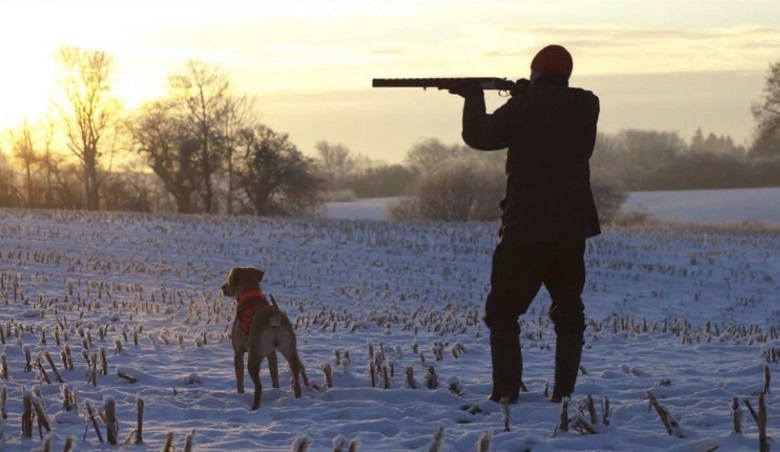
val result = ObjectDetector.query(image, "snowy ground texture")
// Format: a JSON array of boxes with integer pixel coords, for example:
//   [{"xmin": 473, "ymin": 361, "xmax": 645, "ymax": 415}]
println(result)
[
  {"xmin": 623, "ymin": 187, "xmax": 780, "ymax": 225},
  {"xmin": 324, "ymin": 188, "xmax": 780, "ymax": 225},
  {"xmin": 0, "ymin": 208, "xmax": 778, "ymax": 451}
]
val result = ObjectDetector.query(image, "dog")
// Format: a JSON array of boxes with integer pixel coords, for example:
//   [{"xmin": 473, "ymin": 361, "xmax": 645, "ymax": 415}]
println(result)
[{"xmin": 221, "ymin": 266, "xmax": 308, "ymax": 410}]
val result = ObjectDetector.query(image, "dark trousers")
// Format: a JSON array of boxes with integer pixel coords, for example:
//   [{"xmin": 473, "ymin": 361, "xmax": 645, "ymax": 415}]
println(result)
[{"xmin": 484, "ymin": 239, "xmax": 587, "ymax": 336}]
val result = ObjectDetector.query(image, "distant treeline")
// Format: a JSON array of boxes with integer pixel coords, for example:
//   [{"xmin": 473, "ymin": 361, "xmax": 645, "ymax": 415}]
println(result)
[
  {"xmin": 591, "ymin": 128, "xmax": 780, "ymax": 191},
  {"xmin": 0, "ymin": 47, "xmax": 778, "ymax": 218}
]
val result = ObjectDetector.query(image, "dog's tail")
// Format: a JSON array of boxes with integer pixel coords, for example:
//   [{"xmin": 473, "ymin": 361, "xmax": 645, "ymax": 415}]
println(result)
[{"xmin": 268, "ymin": 293, "xmax": 280, "ymax": 310}]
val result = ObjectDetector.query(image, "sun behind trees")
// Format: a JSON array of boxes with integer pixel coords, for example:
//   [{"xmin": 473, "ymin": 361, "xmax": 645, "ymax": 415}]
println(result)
[
  {"xmin": 56, "ymin": 46, "xmax": 122, "ymax": 211},
  {"xmin": 0, "ymin": 48, "xmax": 779, "ymax": 219}
]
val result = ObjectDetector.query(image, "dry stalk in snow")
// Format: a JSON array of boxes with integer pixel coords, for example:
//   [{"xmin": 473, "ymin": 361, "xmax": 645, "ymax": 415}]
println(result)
[
  {"xmin": 585, "ymin": 394, "xmax": 598, "ymax": 425},
  {"xmin": 24, "ymin": 346, "xmax": 32, "ymax": 372},
  {"xmin": 570, "ymin": 416, "xmax": 598, "ymax": 435},
  {"xmin": 100, "ymin": 348, "xmax": 108, "ymax": 375},
  {"xmin": 322, "ymin": 362, "xmax": 333, "ymax": 389},
  {"xmin": 732, "ymin": 397, "xmax": 742, "ymax": 434},
  {"xmin": 424, "ymin": 366, "xmax": 438, "ymax": 389},
  {"xmin": 162, "ymin": 431, "xmax": 174, "ymax": 452},
  {"xmin": 382, "ymin": 364, "xmax": 391, "ymax": 389},
  {"xmin": 43, "ymin": 351, "xmax": 64, "ymax": 383},
  {"xmin": 1, "ymin": 384, "xmax": 7, "ymax": 420},
  {"xmin": 501, "ymin": 397, "xmax": 511, "ymax": 432},
  {"xmin": 292, "ymin": 434, "xmax": 312, "ymax": 452},
  {"xmin": 559, "ymin": 399, "xmax": 569, "ymax": 433},
  {"xmin": 36, "ymin": 354, "xmax": 51, "ymax": 384},
  {"xmin": 476, "ymin": 429, "xmax": 492, "ymax": 452},
  {"xmin": 63, "ymin": 435, "xmax": 75, "ymax": 451},
  {"xmin": 105, "ymin": 397, "xmax": 120, "ymax": 445},
  {"xmin": 429, "ymin": 426, "xmax": 444, "ymax": 452},
  {"xmin": 764, "ymin": 365, "xmax": 771, "ymax": 394},
  {"xmin": 134, "ymin": 397, "xmax": 145, "ymax": 444},
  {"xmin": 41, "ymin": 432, "xmax": 52, "ymax": 452},
  {"xmin": 647, "ymin": 391, "xmax": 685, "ymax": 438},
  {"xmin": 31, "ymin": 394, "xmax": 51, "ymax": 434},
  {"xmin": 84, "ymin": 400, "xmax": 104, "ymax": 443},
  {"xmin": 745, "ymin": 399, "xmax": 759, "ymax": 423},
  {"xmin": 406, "ymin": 366, "xmax": 416, "ymax": 389},
  {"xmin": 0, "ymin": 354, "xmax": 7, "ymax": 380},
  {"xmin": 183, "ymin": 429, "xmax": 195, "ymax": 452},
  {"xmin": 117, "ymin": 369, "xmax": 137, "ymax": 384},
  {"xmin": 758, "ymin": 393, "xmax": 768, "ymax": 452},
  {"xmin": 22, "ymin": 391, "xmax": 33, "ymax": 438}
]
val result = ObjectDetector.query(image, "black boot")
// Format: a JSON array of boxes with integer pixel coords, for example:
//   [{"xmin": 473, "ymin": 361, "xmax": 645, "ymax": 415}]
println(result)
[
  {"xmin": 489, "ymin": 332, "xmax": 524, "ymax": 403},
  {"xmin": 550, "ymin": 333, "xmax": 584, "ymax": 403}
]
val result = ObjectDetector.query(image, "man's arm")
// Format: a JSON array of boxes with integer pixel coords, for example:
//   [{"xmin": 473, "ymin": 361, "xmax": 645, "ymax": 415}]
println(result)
[
  {"xmin": 583, "ymin": 93, "xmax": 600, "ymax": 159},
  {"xmin": 458, "ymin": 91, "xmax": 511, "ymax": 151}
]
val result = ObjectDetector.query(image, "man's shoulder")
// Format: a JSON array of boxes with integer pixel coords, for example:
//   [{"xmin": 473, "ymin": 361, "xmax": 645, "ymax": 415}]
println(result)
[
  {"xmin": 567, "ymin": 87, "xmax": 600, "ymax": 112},
  {"xmin": 568, "ymin": 86, "xmax": 598, "ymax": 98}
]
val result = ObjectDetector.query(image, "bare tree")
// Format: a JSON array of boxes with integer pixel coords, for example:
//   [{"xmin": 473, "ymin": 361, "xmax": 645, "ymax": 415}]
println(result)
[
  {"xmin": 751, "ymin": 61, "xmax": 780, "ymax": 159},
  {"xmin": 0, "ymin": 152, "xmax": 23, "ymax": 207},
  {"xmin": 169, "ymin": 60, "xmax": 231, "ymax": 213},
  {"xmin": 404, "ymin": 138, "xmax": 471, "ymax": 173},
  {"xmin": 128, "ymin": 100, "xmax": 201, "ymax": 214},
  {"xmin": 101, "ymin": 169, "xmax": 154, "ymax": 213},
  {"xmin": 56, "ymin": 46, "xmax": 121, "ymax": 211},
  {"xmin": 236, "ymin": 125, "xmax": 324, "ymax": 216},
  {"xmin": 590, "ymin": 129, "xmax": 684, "ymax": 190},
  {"xmin": 221, "ymin": 94, "xmax": 256, "ymax": 214},
  {"xmin": 315, "ymin": 141, "xmax": 356, "ymax": 188},
  {"xmin": 9, "ymin": 121, "xmax": 40, "ymax": 207},
  {"xmin": 37, "ymin": 152, "xmax": 84, "ymax": 210},
  {"xmin": 390, "ymin": 161, "xmax": 504, "ymax": 222}
]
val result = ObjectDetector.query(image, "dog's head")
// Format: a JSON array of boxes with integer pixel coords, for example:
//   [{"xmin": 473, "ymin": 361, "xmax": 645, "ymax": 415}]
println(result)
[{"xmin": 221, "ymin": 266, "xmax": 265, "ymax": 297}]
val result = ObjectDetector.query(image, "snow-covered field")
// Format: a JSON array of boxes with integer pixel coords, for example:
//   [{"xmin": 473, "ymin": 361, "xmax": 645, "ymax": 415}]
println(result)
[
  {"xmin": 624, "ymin": 187, "xmax": 780, "ymax": 225},
  {"xmin": 0, "ymin": 208, "xmax": 778, "ymax": 451},
  {"xmin": 324, "ymin": 188, "xmax": 780, "ymax": 225}
]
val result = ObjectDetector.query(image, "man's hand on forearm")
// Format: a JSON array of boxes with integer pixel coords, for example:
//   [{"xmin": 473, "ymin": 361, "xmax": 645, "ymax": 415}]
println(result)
[{"xmin": 448, "ymin": 80, "xmax": 484, "ymax": 98}]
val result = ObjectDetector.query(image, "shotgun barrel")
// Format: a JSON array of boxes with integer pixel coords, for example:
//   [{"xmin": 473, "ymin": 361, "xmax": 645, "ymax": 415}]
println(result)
[{"xmin": 372, "ymin": 77, "xmax": 528, "ymax": 95}]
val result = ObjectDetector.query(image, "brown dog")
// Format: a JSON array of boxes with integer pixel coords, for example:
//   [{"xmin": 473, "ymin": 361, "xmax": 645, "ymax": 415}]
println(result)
[{"xmin": 221, "ymin": 266, "xmax": 308, "ymax": 410}]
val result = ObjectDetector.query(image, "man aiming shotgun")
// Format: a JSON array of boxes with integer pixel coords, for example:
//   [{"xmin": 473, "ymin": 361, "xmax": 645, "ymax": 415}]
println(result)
[
  {"xmin": 457, "ymin": 45, "xmax": 600, "ymax": 404},
  {"xmin": 375, "ymin": 45, "xmax": 601, "ymax": 403}
]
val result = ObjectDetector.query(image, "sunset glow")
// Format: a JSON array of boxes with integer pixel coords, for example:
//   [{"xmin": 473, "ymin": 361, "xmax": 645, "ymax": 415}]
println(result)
[{"xmin": 1, "ymin": 0, "xmax": 779, "ymax": 161}]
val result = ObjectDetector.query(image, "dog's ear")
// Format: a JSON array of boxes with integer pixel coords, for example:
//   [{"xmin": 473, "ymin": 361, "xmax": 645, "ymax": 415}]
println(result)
[
  {"xmin": 227, "ymin": 268, "xmax": 238, "ymax": 286},
  {"xmin": 252, "ymin": 268, "xmax": 265, "ymax": 283}
]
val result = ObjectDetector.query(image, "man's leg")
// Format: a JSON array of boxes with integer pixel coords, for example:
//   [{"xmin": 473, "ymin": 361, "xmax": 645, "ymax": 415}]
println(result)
[
  {"xmin": 484, "ymin": 241, "xmax": 548, "ymax": 402},
  {"xmin": 544, "ymin": 240, "xmax": 587, "ymax": 402}
]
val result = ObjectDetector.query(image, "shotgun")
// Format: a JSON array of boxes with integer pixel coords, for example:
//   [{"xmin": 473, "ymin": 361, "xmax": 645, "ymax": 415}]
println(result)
[{"xmin": 372, "ymin": 77, "xmax": 530, "ymax": 97}]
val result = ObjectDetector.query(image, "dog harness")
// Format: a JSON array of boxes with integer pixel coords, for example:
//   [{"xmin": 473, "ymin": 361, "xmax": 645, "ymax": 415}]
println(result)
[{"xmin": 236, "ymin": 290, "xmax": 272, "ymax": 334}]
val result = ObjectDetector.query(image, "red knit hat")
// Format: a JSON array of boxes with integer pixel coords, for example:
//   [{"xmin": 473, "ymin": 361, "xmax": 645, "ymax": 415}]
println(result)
[{"xmin": 530, "ymin": 45, "xmax": 573, "ymax": 79}]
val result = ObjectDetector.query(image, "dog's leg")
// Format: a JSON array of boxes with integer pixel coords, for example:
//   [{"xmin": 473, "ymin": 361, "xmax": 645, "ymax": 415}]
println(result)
[
  {"xmin": 248, "ymin": 352, "xmax": 263, "ymax": 410},
  {"xmin": 234, "ymin": 351, "xmax": 246, "ymax": 393},
  {"xmin": 298, "ymin": 356, "xmax": 310, "ymax": 388},
  {"xmin": 279, "ymin": 349, "xmax": 303, "ymax": 398},
  {"xmin": 268, "ymin": 351, "xmax": 280, "ymax": 389}
]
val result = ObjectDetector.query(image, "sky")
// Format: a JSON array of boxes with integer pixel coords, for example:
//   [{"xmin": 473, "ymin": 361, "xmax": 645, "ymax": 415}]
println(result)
[{"xmin": 1, "ymin": 0, "xmax": 779, "ymax": 163}]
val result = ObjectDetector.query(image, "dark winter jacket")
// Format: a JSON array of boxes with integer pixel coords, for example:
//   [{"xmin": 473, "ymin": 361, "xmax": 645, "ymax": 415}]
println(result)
[{"xmin": 461, "ymin": 73, "xmax": 601, "ymax": 244}]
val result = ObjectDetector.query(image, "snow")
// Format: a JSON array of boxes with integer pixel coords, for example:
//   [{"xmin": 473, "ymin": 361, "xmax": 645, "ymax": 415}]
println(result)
[
  {"xmin": 324, "ymin": 197, "xmax": 403, "ymax": 221},
  {"xmin": 0, "ymin": 208, "xmax": 777, "ymax": 451},
  {"xmin": 624, "ymin": 187, "xmax": 780, "ymax": 225},
  {"xmin": 324, "ymin": 188, "xmax": 780, "ymax": 224}
]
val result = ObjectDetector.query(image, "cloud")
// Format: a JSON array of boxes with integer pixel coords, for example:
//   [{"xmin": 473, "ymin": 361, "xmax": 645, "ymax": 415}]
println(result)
[
  {"xmin": 481, "ymin": 26, "xmax": 780, "ymax": 75},
  {"xmin": 370, "ymin": 48, "xmax": 406, "ymax": 56}
]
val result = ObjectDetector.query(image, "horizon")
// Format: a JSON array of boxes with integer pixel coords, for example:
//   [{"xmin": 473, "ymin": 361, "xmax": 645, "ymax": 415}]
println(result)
[{"xmin": 1, "ymin": 0, "xmax": 778, "ymax": 163}]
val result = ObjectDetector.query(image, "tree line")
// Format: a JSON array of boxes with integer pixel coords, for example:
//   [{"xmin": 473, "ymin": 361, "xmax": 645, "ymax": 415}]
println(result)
[{"xmin": 0, "ymin": 48, "xmax": 779, "ymax": 223}]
